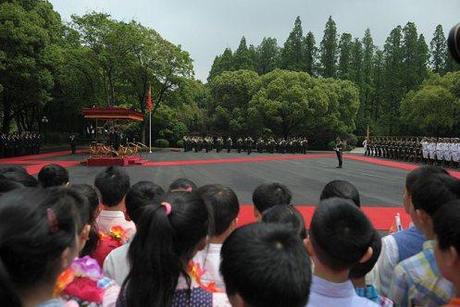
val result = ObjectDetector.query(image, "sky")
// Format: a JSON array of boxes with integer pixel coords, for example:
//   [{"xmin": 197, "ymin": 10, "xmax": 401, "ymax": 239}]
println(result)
[{"xmin": 49, "ymin": 0, "xmax": 460, "ymax": 82}]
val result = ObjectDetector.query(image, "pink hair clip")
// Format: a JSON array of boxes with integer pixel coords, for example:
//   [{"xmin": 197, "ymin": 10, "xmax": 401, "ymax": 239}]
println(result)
[
  {"xmin": 161, "ymin": 202, "xmax": 172, "ymax": 216},
  {"xmin": 47, "ymin": 208, "xmax": 59, "ymax": 233}
]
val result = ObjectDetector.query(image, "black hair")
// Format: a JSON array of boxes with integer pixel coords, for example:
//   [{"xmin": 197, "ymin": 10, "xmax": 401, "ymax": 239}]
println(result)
[
  {"xmin": 433, "ymin": 199, "xmax": 460, "ymax": 252},
  {"xmin": 411, "ymin": 173, "xmax": 460, "ymax": 216},
  {"xmin": 121, "ymin": 191, "xmax": 209, "ymax": 307},
  {"xmin": 197, "ymin": 184, "xmax": 239, "ymax": 236},
  {"xmin": 252, "ymin": 182, "xmax": 292, "ymax": 214},
  {"xmin": 405, "ymin": 166, "xmax": 448, "ymax": 195},
  {"xmin": 0, "ymin": 170, "xmax": 38, "ymax": 187},
  {"xmin": 310, "ymin": 197, "xmax": 374, "ymax": 271},
  {"xmin": 0, "ymin": 187, "xmax": 79, "ymax": 306},
  {"xmin": 220, "ymin": 223, "xmax": 311, "ymax": 307},
  {"xmin": 0, "ymin": 166, "xmax": 28, "ymax": 175},
  {"xmin": 94, "ymin": 166, "xmax": 130, "ymax": 207},
  {"xmin": 168, "ymin": 178, "xmax": 197, "ymax": 192},
  {"xmin": 349, "ymin": 229, "xmax": 381, "ymax": 278},
  {"xmin": 262, "ymin": 205, "xmax": 307, "ymax": 239},
  {"xmin": 71, "ymin": 184, "xmax": 100, "ymax": 257},
  {"xmin": 0, "ymin": 178, "xmax": 23, "ymax": 195},
  {"xmin": 125, "ymin": 181, "xmax": 165, "ymax": 225},
  {"xmin": 37, "ymin": 164, "xmax": 69, "ymax": 188},
  {"xmin": 320, "ymin": 180, "xmax": 361, "ymax": 207}
]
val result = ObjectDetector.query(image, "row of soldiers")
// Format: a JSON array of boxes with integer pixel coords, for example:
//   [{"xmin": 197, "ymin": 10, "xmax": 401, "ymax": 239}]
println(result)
[
  {"xmin": 0, "ymin": 132, "xmax": 41, "ymax": 158},
  {"xmin": 183, "ymin": 136, "xmax": 309, "ymax": 154},
  {"xmin": 364, "ymin": 137, "xmax": 460, "ymax": 167}
]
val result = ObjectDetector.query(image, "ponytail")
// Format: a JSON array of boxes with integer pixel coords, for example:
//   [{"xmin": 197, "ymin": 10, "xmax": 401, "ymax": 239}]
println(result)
[{"xmin": 121, "ymin": 191, "xmax": 209, "ymax": 307}]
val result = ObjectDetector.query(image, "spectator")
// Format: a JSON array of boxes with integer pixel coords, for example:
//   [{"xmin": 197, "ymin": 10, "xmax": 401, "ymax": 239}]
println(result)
[
  {"xmin": 94, "ymin": 166, "xmax": 134, "ymax": 239},
  {"xmin": 0, "ymin": 188, "xmax": 80, "ymax": 307},
  {"xmin": 103, "ymin": 181, "xmax": 164, "ymax": 285},
  {"xmin": 37, "ymin": 164, "xmax": 69, "ymax": 188},
  {"xmin": 0, "ymin": 169, "xmax": 38, "ymax": 187},
  {"xmin": 220, "ymin": 223, "xmax": 311, "ymax": 307},
  {"xmin": 56, "ymin": 186, "xmax": 119, "ymax": 306},
  {"xmin": 262, "ymin": 204, "xmax": 307, "ymax": 240},
  {"xmin": 370, "ymin": 165, "xmax": 448, "ymax": 296},
  {"xmin": 193, "ymin": 184, "xmax": 240, "ymax": 291},
  {"xmin": 168, "ymin": 178, "xmax": 197, "ymax": 192},
  {"xmin": 320, "ymin": 180, "xmax": 361, "ymax": 207},
  {"xmin": 116, "ymin": 191, "xmax": 229, "ymax": 306},
  {"xmin": 71, "ymin": 184, "xmax": 101, "ymax": 257},
  {"xmin": 0, "ymin": 176, "xmax": 23, "ymax": 195},
  {"xmin": 305, "ymin": 198, "xmax": 378, "ymax": 307},
  {"xmin": 252, "ymin": 182, "xmax": 292, "ymax": 220},
  {"xmin": 388, "ymin": 173, "xmax": 459, "ymax": 306},
  {"xmin": 350, "ymin": 230, "xmax": 394, "ymax": 306},
  {"xmin": 433, "ymin": 200, "xmax": 460, "ymax": 306}
]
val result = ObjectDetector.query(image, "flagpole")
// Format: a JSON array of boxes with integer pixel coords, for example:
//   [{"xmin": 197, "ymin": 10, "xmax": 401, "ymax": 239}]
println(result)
[{"xmin": 149, "ymin": 110, "xmax": 152, "ymax": 153}]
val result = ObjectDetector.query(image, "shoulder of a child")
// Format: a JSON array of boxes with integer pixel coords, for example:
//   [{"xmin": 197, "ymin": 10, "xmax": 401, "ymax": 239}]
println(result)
[
  {"xmin": 103, "ymin": 283, "xmax": 121, "ymax": 307},
  {"xmin": 212, "ymin": 292, "xmax": 231, "ymax": 307}
]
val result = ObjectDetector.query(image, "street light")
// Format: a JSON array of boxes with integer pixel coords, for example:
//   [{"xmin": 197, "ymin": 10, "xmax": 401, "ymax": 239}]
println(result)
[{"xmin": 41, "ymin": 116, "xmax": 49, "ymax": 144}]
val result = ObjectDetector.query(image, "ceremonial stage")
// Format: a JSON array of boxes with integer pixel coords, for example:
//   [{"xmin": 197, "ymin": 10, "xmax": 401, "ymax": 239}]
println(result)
[{"xmin": 3, "ymin": 149, "xmax": 458, "ymax": 231}]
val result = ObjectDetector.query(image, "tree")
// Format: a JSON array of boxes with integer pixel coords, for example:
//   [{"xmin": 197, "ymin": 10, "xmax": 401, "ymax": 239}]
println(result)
[
  {"xmin": 430, "ymin": 25, "xmax": 448, "ymax": 75},
  {"xmin": 234, "ymin": 36, "xmax": 255, "ymax": 70},
  {"xmin": 280, "ymin": 16, "xmax": 304, "ymax": 71},
  {"xmin": 319, "ymin": 16, "xmax": 338, "ymax": 78},
  {"xmin": 208, "ymin": 48, "xmax": 234, "ymax": 81},
  {"xmin": 208, "ymin": 70, "xmax": 260, "ymax": 135},
  {"xmin": 337, "ymin": 33, "xmax": 353, "ymax": 80},
  {"xmin": 303, "ymin": 31, "xmax": 317, "ymax": 76},
  {"xmin": 256, "ymin": 37, "xmax": 279, "ymax": 74},
  {"xmin": 0, "ymin": 0, "xmax": 63, "ymax": 132}
]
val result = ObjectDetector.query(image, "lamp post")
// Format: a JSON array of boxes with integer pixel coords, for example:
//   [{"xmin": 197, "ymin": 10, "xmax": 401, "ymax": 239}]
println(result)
[{"xmin": 41, "ymin": 116, "xmax": 49, "ymax": 144}]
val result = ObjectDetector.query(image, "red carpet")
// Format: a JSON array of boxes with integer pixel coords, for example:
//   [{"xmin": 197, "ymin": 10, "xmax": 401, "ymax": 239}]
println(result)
[
  {"xmin": 143, "ymin": 153, "xmax": 334, "ymax": 167},
  {"xmin": 237, "ymin": 204, "xmax": 411, "ymax": 231}
]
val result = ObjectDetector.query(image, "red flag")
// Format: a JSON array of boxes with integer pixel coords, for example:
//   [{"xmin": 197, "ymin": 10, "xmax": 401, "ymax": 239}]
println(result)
[{"xmin": 146, "ymin": 85, "xmax": 154, "ymax": 112}]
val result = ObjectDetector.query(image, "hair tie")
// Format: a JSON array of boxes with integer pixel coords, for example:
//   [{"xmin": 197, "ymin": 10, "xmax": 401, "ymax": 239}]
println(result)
[
  {"xmin": 47, "ymin": 208, "xmax": 59, "ymax": 233},
  {"xmin": 161, "ymin": 202, "xmax": 172, "ymax": 216}
]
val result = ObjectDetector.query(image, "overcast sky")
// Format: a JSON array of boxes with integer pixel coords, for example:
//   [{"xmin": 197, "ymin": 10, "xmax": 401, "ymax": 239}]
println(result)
[{"xmin": 49, "ymin": 0, "xmax": 459, "ymax": 81}]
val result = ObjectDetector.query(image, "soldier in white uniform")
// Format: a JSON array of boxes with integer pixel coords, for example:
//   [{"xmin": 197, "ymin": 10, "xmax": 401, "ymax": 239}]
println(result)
[{"xmin": 421, "ymin": 137, "xmax": 429, "ymax": 161}]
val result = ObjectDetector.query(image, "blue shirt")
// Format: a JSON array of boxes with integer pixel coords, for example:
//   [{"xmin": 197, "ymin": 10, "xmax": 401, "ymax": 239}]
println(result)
[{"xmin": 307, "ymin": 276, "xmax": 379, "ymax": 307}]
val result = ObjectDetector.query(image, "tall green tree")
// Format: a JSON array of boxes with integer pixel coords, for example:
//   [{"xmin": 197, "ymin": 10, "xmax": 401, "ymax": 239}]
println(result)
[
  {"xmin": 415, "ymin": 34, "xmax": 429, "ymax": 84},
  {"xmin": 0, "ymin": 0, "xmax": 63, "ymax": 132},
  {"xmin": 430, "ymin": 25, "xmax": 448, "ymax": 75},
  {"xmin": 280, "ymin": 16, "xmax": 304, "ymax": 71},
  {"xmin": 350, "ymin": 38, "xmax": 363, "ymax": 85},
  {"xmin": 256, "ymin": 37, "xmax": 279, "ymax": 74},
  {"xmin": 319, "ymin": 16, "xmax": 338, "ymax": 78},
  {"xmin": 337, "ymin": 33, "xmax": 353, "ymax": 80},
  {"xmin": 234, "ymin": 36, "xmax": 255, "ymax": 70},
  {"xmin": 303, "ymin": 31, "xmax": 317, "ymax": 76},
  {"xmin": 381, "ymin": 26, "xmax": 404, "ymax": 134},
  {"xmin": 371, "ymin": 49, "xmax": 385, "ymax": 125},
  {"xmin": 208, "ymin": 48, "xmax": 234, "ymax": 81}
]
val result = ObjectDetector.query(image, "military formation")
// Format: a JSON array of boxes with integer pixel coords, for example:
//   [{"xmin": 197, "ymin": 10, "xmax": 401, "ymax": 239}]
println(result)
[
  {"xmin": 182, "ymin": 136, "xmax": 309, "ymax": 155},
  {"xmin": 0, "ymin": 132, "xmax": 41, "ymax": 158},
  {"xmin": 365, "ymin": 136, "xmax": 460, "ymax": 167}
]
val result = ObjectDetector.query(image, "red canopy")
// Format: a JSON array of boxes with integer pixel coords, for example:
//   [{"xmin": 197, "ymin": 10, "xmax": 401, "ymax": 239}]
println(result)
[{"xmin": 82, "ymin": 107, "xmax": 144, "ymax": 122}]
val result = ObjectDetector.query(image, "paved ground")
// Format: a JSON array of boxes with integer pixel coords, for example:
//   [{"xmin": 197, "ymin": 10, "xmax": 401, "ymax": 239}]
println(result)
[{"xmin": 1, "ymin": 149, "xmax": 408, "ymax": 206}]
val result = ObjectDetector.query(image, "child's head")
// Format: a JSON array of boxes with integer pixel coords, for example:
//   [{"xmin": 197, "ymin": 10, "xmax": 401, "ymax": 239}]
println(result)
[
  {"xmin": 197, "ymin": 184, "xmax": 239, "ymax": 238},
  {"xmin": 349, "ymin": 229, "xmax": 381, "ymax": 279},
  {"xmin": 433, "ymin": 200, "xmax": 460, "ymax": 284},
  {"xmin": 0, "ymin": 187, "xmax": 80, "ymax": 306},
  {"xmin": 404, "ymin": 166, "xmax": 448, "ymax": 217},
  {"xmin": 307, "ymin": 197, "xmax": 374, "ymax": 273},
  {"xmin": 71, "ymin": 184, "xmax": 100, "ymax": 256},
  {"xmin": 252, "ymin": 182, "xmax": 292, "ymax": 220},
  {"xmin": 320, "ymin": 180, "xmax": 360, "ymax": 207},
  {"xmin": 220, "ymin": 223, "xmax": 311, "ymax": 307},
  {"xmin": 125, "ymin": 181, "xmax": 165, "ymax": 225},
  {"xmin": 0, "ymin": 177, "xmax": 23, "ymax": 195},
  {"xmin": 38, "ymin": 164, "xmax": 70, "ymax": 188},
  {"xmin": 94, "ymin": 166, "xmax": 130, "ymax": 207},
  {"xmin": 1, "ymin": 170, "xmax": 38, "ymax": 187},
  {"xmin": 122, "ymin": 191, "xmax": 209, "ymax": 307},
  {"xmin": 168, "ymin": 178, "xmax": 197, "ymax": 192},
  {"xmin": 262, "ymin": 204, "xmax": 307, "ymax": 240},
  {"xmin": 411, "ymin": 173, "xmax": 460, "ymax": 236}
]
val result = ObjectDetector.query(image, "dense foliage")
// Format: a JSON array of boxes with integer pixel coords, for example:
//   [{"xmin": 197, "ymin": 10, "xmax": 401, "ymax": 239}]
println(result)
[{"xmin": 1, "ymin": 2, "xmax": 459, "ymax": 147}]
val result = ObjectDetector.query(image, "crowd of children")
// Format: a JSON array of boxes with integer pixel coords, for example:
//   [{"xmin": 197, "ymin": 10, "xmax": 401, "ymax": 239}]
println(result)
[{"xmin": 0, "ymin": 163, "xmax": 460, "ymax": 307}]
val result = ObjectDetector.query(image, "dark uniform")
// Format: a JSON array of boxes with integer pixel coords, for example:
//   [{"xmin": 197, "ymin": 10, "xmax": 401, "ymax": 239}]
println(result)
[
  {"xmin": 70, "ymin": 135, "xmax": 77, "ymax": 154},
  {"xmin": 335, "ymin": 138, "xmax": 344, "ymax": 168}
]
